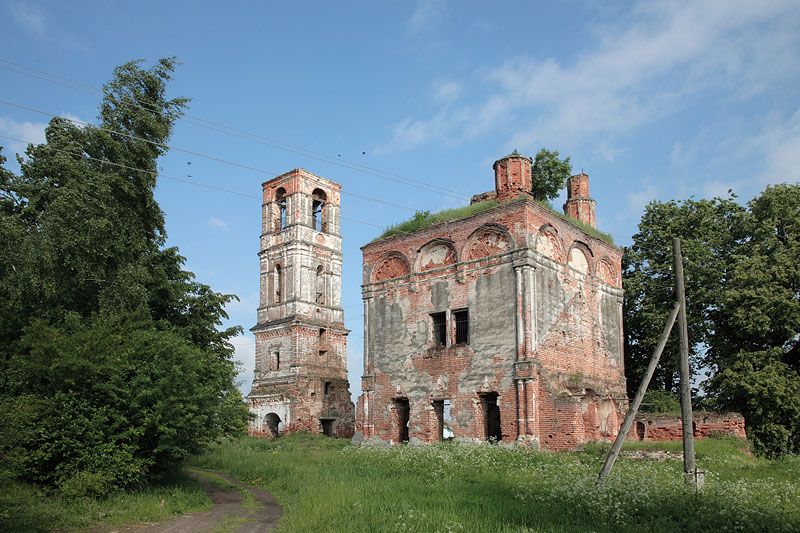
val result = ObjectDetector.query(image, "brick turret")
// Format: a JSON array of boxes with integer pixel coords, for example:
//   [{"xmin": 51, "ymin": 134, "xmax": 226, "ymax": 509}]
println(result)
[
  {"xmin": 493, "ymin": 151, "xmax": 532, "ymax": 201},
  {"xmin": 563, "ymin": 172, "xmax": 596, "ymax": 228}
]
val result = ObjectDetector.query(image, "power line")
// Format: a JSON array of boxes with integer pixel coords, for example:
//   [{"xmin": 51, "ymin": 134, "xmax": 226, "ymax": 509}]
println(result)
[
  {"xmin": 0, "ymin": 133, "xmax": 389, "ymax": 232},
  {"xmin": 0, "ymin": 58, "xmax": 471, "ymax": 200},
  {"xmin": 0, "ymin": 98, "xmax": 418, "ymax": 213},
  {"xmin": 0, "ymin": 59, "xmax": 638, "ymax": 244}
]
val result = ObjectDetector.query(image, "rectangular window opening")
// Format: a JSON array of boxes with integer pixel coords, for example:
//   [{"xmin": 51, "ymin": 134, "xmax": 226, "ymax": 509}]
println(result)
[
  {"xmin": 454, "ymin": 309, "xmax": 469, "ymax": 345},
  {"xmin": 431, "ymin": 312, "xmax": 447, "ymax": 347}
]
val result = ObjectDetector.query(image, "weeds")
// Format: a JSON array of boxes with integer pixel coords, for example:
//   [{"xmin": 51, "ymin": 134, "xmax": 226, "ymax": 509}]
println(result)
[{"xmin": 190, "ymin": 435, "xmax": 799, "ymax": 532}]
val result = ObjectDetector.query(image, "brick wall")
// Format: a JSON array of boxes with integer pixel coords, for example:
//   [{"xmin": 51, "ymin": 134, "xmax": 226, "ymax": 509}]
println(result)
[
  {"xmin": 628, "ymin": 412, "xmax": 747, "ymax": 442},
  {"xmin": 356, "ymin": 195, "xmax": 626, "ymax": 450}
]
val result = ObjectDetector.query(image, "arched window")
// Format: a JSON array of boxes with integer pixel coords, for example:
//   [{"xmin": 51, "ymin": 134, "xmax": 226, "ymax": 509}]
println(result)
[
  {"xmin": 311, "ymin": 188, "xmax": 327, "ymax": 232},
  {"xmin": 274, "ymin": 264, "xmax": 283, "ymax": 303},
  {"xmin": 315, "ymin": 265, "xmax": 325, "ymax": 304},
  {"xmin": 275, "ymin": 187, "xmax": 287, "ymax": 231}
]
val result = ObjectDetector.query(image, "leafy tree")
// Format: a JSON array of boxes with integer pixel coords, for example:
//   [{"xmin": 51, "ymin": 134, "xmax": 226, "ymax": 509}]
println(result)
[
  {"xmin": 622, "ymin": 196, "xmax": 745, "ymax": 396},
  {"xmin": 624, "ymin": 185, "xmax": 800, "ymax": 456},
  {"xmin": 0, "ymin": 58, "xmax": 248, "ymax": 495},
  {"xmin": 531, "ymin": 148, "xmax": 571, "ymax": 201},
  {"xmin": 707, "ymin": 184, "xmax": 800, "ymax": 455}
]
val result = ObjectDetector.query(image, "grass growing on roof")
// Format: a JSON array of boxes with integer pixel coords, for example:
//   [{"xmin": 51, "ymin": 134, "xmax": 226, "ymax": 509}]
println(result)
[
  {"xmin": 535, "ymin": 198, "xmax": 615, "ymax": 245},
  {"xmin": 374, "ymin": 197, "xmax": 615, "ymax": 245},
  {"xmin": 375, "ymin": 200, "xmax": 499, "ymax": 240},
  {"xmin": 189, "ymin": 434, "xmax": 800, "ymax": 532}
]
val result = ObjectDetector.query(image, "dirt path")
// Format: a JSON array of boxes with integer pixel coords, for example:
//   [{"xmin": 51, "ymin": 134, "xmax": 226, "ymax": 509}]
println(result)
[{"xmin": 99, "ymin": 469, "xmax": 282, "ymax": 532}]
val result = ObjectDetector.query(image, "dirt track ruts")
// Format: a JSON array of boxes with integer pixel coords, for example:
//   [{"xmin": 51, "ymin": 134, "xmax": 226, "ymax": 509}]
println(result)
[{"xmin": 97, "ymin": 469, "xmax": 282, "ymax": 532}]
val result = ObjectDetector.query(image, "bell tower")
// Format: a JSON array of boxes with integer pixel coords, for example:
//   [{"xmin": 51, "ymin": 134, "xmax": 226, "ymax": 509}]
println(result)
[{"xmin": 247, "ymin": 168, "xmax": 354, "ymax": 438}]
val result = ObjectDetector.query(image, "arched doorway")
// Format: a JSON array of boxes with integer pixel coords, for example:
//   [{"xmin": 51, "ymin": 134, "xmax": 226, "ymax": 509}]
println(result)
[{"xmin": 264, "ymin": 412, "xmax": 281, "ymax": 438}]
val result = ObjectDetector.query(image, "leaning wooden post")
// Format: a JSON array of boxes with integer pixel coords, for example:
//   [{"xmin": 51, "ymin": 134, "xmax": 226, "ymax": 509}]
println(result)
[
  {"xmin": 673, "ymin": 237, "xmax": 698, "ymax": 487},
  {"xmin": 597, "ymin": 302, "xmax": 681, "ymax": 484}
]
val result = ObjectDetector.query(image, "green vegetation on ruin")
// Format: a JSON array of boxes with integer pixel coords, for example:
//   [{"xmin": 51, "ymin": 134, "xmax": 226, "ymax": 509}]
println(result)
[
  {"xmin": 186, "ymin": 434, "xmax": 800, "ymax": 532},
  {"xmin": 374, "ymin": 196, "xmax": 615, "ymax": 245},
  {"xmin": 375, "ymin": 200, "xmax": 499, "ymax": 240},
  {"xmin": 534, "ymin": 198, "xmax": 615, "ymax": 245}
]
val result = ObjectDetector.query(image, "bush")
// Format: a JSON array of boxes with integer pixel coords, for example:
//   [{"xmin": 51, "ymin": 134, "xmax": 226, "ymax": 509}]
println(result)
[
  {"xmin": 640, "ymin": 389, "xmax": 682, "ymax": 413},
  {"xmin": 0, "ymin": 314, "xmax": 247, "ymax": 496}
]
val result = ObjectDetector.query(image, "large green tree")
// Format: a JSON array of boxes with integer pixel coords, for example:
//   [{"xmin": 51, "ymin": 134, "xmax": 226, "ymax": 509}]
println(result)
[
  {"xmin": 622, "ymin": 196, "xmax": 745, "ymax": 395},
  {"xmin": 0, "ymin": 58, "xmax": 248, "ymax": 495},
  {"xmin": 707, "ymin": 184, "xmax": 800, "ymax": 456},
  {"xmin": 623, "ymin": 185, "xmax": 800, "ymax": 456}
]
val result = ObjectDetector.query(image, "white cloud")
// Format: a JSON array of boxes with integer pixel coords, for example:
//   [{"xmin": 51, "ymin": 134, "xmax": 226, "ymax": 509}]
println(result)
[
  {"xmin": 9, "ymin": 1, "xmax": 46, "ymax": 36},
  {"xmin": 230, "ymin": 334, "xmax": 255, "ymax": 396},
  {"xmin": 702, "ymin": 179, "xmax": 739, "ymax": 199},
  {"xmin": 408, "ymin": 0, "xmax": 445, "ymax": 34},
  {"xmin": 748, "ymin": 110, "xmax": 800, "ymax": 186},
  {"xmin": 0, "ymin": 116, "xmax": 47, "ymax": 157},
  {"xmin": 8, "ymin": 1, "xmax": 86, "ymax": 50},
  {"xmin": 383, "ymin": 0, "xmax": 800, "ymax": 153},
  {"xmin": 208, "ymin": 216, "xmax": 229, "ymax": 230},
  {"xmin": 433, "ymin": 80, "xmax": 461, "ymax": 104},
  {"xmin": 626, "ymin": 181, "xmax": 659, "ymax": 215}
]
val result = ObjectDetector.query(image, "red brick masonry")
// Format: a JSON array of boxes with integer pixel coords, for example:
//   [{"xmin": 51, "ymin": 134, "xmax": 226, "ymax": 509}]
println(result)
[{"xmin": 628, "ymin": 412, "xmax": 747, "ymax": 442}]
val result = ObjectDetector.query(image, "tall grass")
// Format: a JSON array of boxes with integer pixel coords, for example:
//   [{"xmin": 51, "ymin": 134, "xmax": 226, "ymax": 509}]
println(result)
[
  {"xmin": 190, "ymin": 434, "xmax": 800, "ymax": 532},
  {"xmin": 0, "ymin": 471, "xmax": 210, "ymax": 531}
]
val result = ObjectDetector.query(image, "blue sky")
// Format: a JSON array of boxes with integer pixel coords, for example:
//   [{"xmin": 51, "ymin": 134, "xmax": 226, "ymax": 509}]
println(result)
[{"xmin": 2, "ymin": 0, "xmax": 799, "ymax": 400}]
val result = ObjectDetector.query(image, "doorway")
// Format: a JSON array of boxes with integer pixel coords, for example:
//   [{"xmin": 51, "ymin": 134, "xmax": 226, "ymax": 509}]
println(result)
[
  {"xmin": 321, "ymin": 418, "xmax": 334, "ymax": 437},
  {"xmin": 264, "ymin": 413, "xmax": 281, "ymax": 438},
  {"xmin": 394, "ymin": 398, "xmax": 410, "ymax": 443},
  {"xmin": 433, "ymin": 399, "xmax": 453, "ymax": 441},
  {"xmin": 481, "ymin": 392, "xmax": 502, "ymax": 442}
]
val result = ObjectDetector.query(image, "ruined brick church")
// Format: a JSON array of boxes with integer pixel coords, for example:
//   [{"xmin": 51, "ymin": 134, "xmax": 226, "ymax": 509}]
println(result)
[
  {"xmin": 247, "ymin": 154, "xmax": 626, "ymax": 450},
  {"xmin": 353, "ymin": 153, "xmax": 626, "ymax": 450},
  {"xmin": 247, "ymin": 169, "xmax": 354, "ymax": 438}
]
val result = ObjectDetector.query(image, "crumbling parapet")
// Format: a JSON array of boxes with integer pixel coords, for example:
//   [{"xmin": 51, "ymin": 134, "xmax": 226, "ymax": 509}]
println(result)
[{"xmin": 628, "ymin": 412, "xmax": 747, "ymax": 442}]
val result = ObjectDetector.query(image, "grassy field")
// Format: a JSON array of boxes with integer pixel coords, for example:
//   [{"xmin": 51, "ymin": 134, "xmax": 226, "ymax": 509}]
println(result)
[
  {"xmin": 0, "ymin": 470, "xmax": 210, "ymax": 531},
  {"xmin": 190, "ymin": 434, "xmax": 800, "ymax": 532},
  {"xmin": 4, "ymin": 435, "xmax": 798, "ymax": 531}
]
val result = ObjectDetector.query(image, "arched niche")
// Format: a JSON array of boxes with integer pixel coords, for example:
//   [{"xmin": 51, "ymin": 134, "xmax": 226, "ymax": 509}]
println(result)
[
  {"xmin": 463, "ymin": 224, "xmax": 513, "ymax": 260},
  {"xmin": 535, "ymin": 225, "xmax": 564, "ymax": 262},
  {"xmin": 567, "ymin": 242, "xmax": 593, "ymax": 274},
  {"xmin": 596, "ymin": 258, "xmax": 617, "ymax": 285},
  {"xmin": 371, "ymin": 252, "xmax": 411, "ymax": 282},
  {"xmin": 416, "ymin": 239, "xmax": 456, "ymax": 272}
]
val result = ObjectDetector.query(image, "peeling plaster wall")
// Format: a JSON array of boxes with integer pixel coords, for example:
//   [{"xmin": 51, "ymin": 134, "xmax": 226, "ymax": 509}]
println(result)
[{"xmin": 356, "ymin": 198, "xmax": 627, "ymax": 450}]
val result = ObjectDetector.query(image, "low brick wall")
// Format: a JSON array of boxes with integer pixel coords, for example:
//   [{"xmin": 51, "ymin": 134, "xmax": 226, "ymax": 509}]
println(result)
[{"xmin": 628, "ymin": 412, "xmax": 746, "ymax": 442}]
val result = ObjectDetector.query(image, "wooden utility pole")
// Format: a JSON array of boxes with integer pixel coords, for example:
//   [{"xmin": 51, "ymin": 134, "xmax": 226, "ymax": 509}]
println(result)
[
  {"xmin": 673, "ymin": 237, "xmax": 697, "ymax": 486},
  {"xmin": 597, "ymin": 303, "xmax": 680, "ymax": 484}
]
